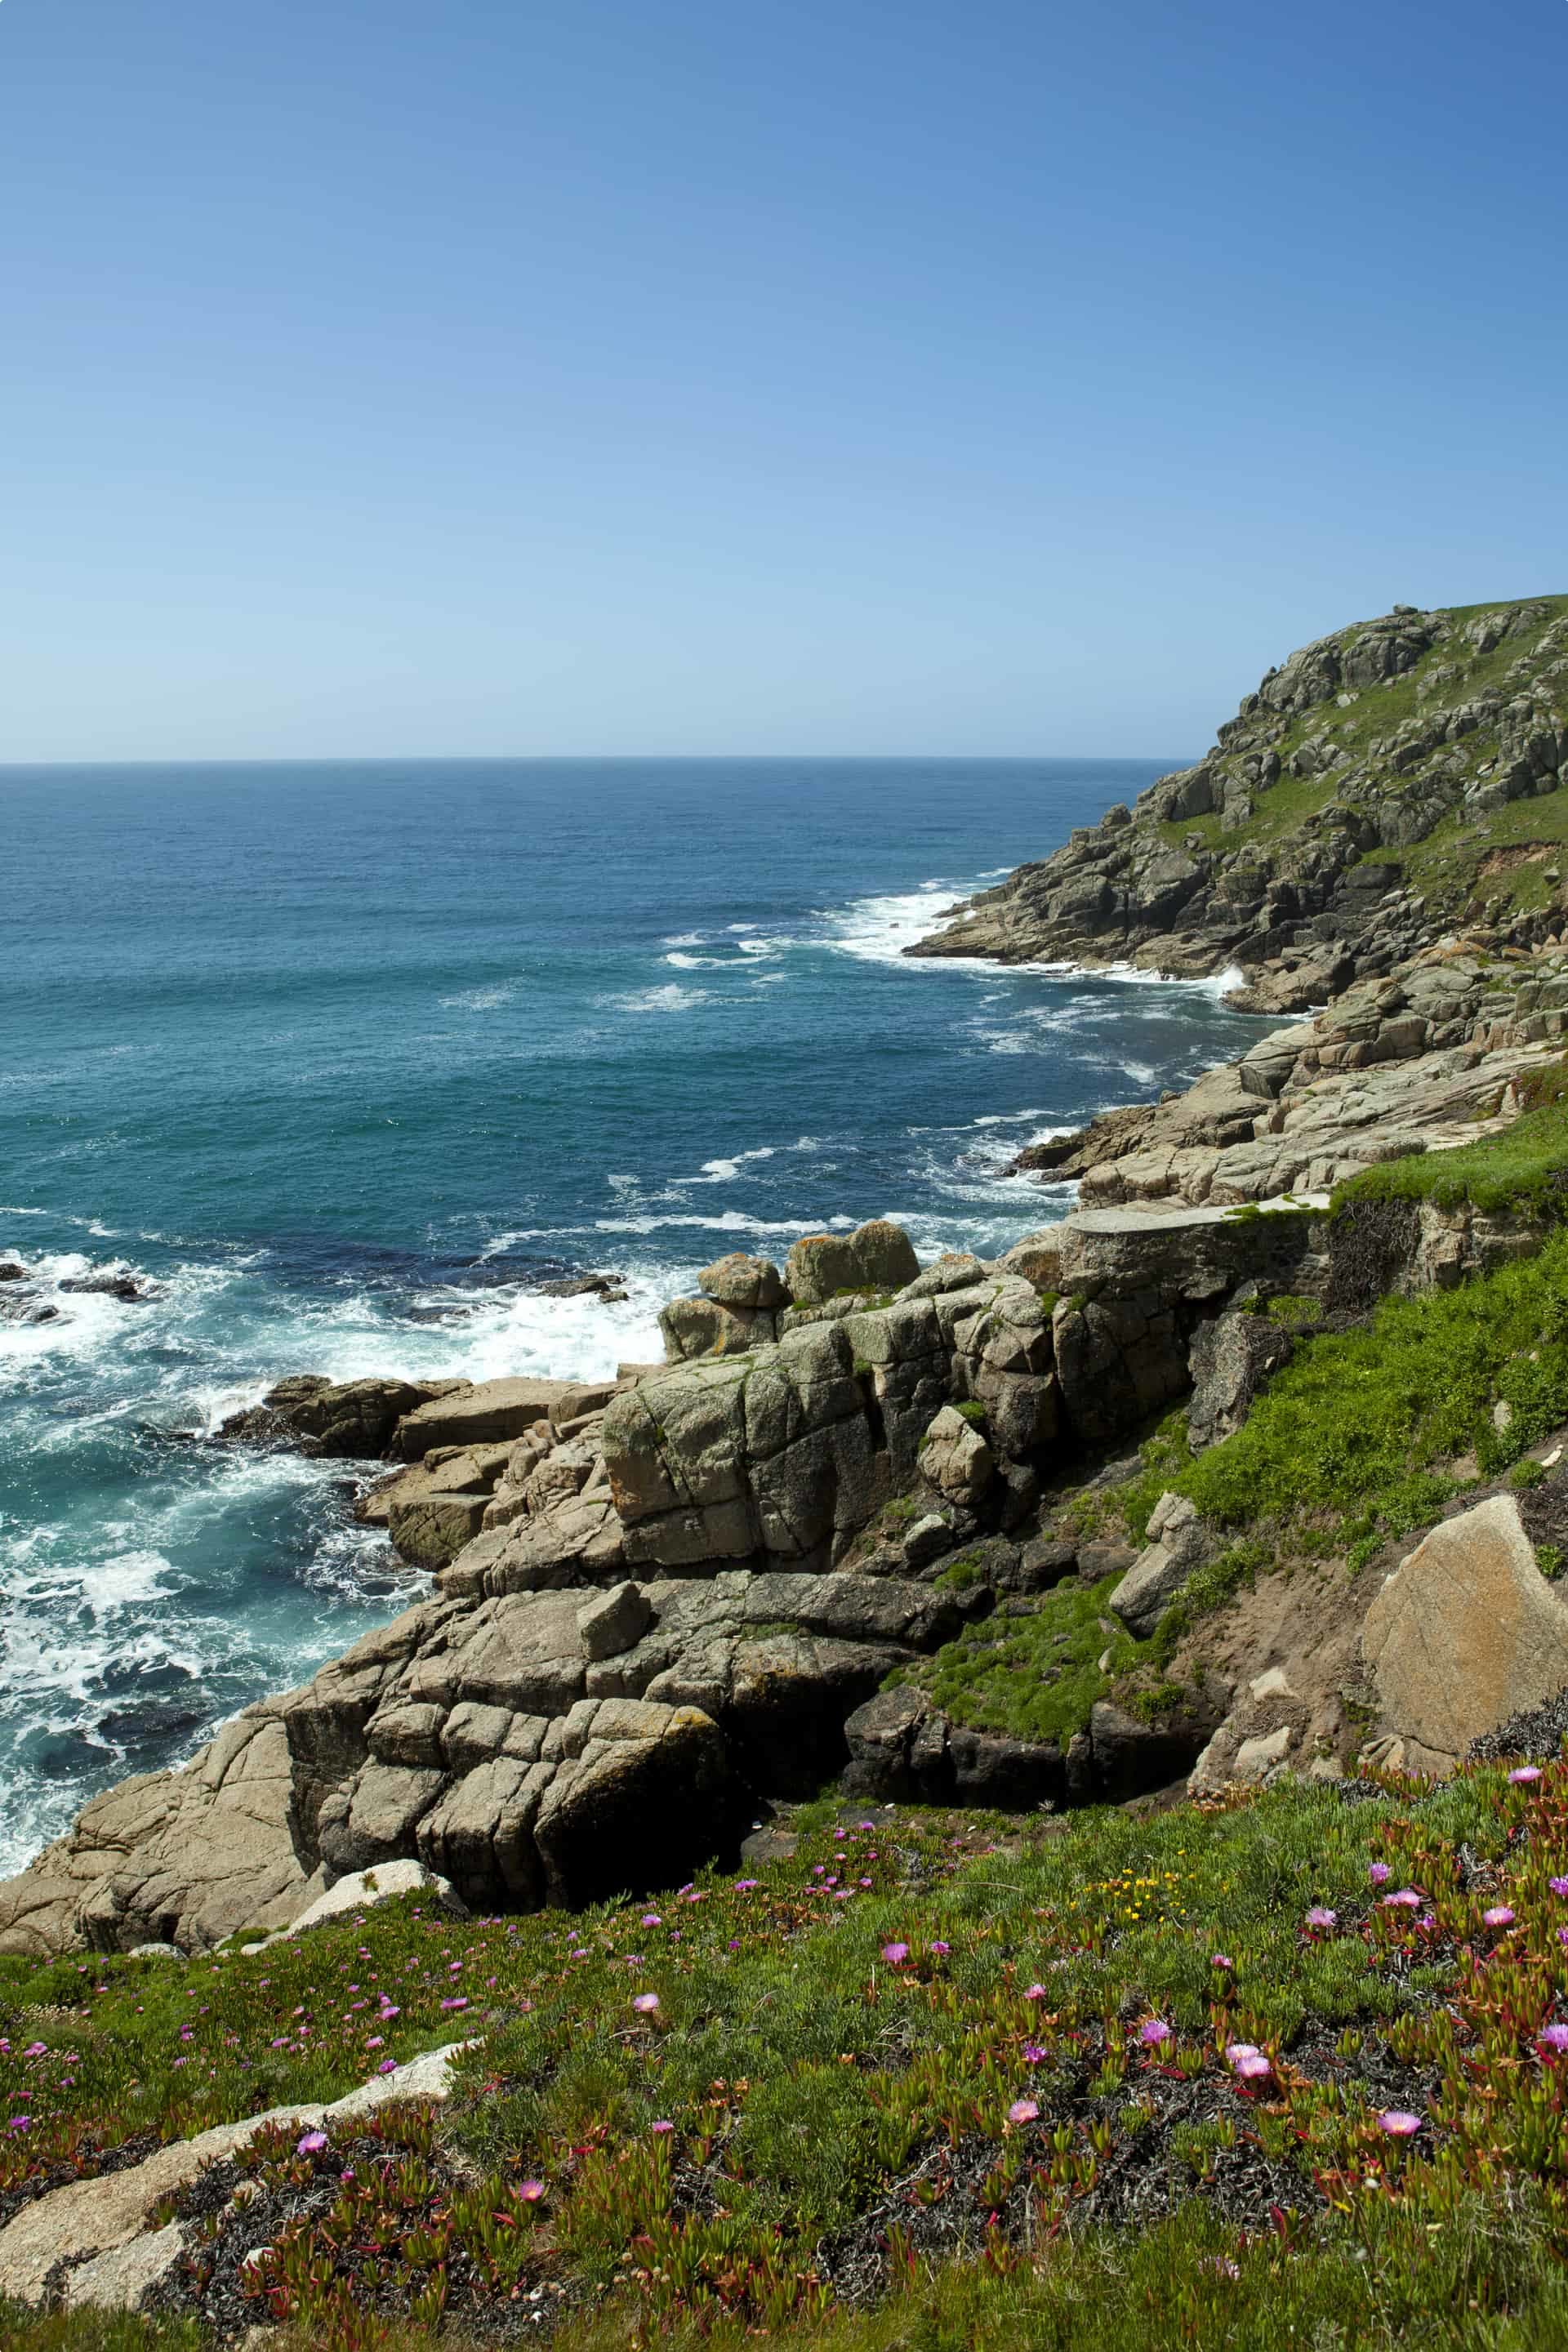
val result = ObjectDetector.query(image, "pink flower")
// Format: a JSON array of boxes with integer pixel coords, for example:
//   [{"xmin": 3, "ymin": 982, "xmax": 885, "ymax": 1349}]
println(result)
[
  {"xmin": 1022, "ymin": 2042, "xmax": 1046, "ymax": 2064},
  {"xmin": 641, "ymin": 1914, "xmax": 662, "ymax": 1928},
  {"xmin": 1138, "ymin": 2020, "xmax": 1173, "ymax": 2047},
  {"xmin": 1368, "ymin": 1863, "xmax": 1391, "ymax": 1886},
  {"xmin": 650, "ymin": 2118, "xmax": 675, "ymax": 2134},
  {"xmin": 440, "ymin": 1996, "xmax": 469, "ymax": 2011},
  {"xmin": 1023, "ymin": 1983, "xmax": 1048, "ymax": 2002},
  {"xmin": 8, "ymin": 2117, "xmax": 31, "ymax": 2132},
  {"xmin": 1483, "ymin": 1906, "xmax": 1517, "ymax": 1929},
  {"xmin": 632, "ymin": 1993, "xmax": 660, "ymax": 2014},
  {"xmin": 1550, "ymin": 1878, "xmax": 1568, "ymax": 1898},
  {"xmin": 1304, "ymin": 1907, "xmax": 1337, "ymax": 1931},
  {"xmin": 1508, "ymin": 1766, "xmax": 1543, "ymax": 1785},
  {"xmin": 1536, "ymin": 2024, "xmax": 1568, "ymax": 2053},
  {"xmin": 297, "ymin": 2131, "xmax": 328, "ymax": 2155},
  {"xmin": 1377, "ymin": 2110, "xmax": 1422, "ymax": 2137},
  {"xmin": 736, "ymin": 1879, "xmax": 758, "ymax": 1891},
  {"xmin": 1224, "ymin": 2043, "xmax": 1271, "ymax": 2082},
  {"xmin": 519, "ymin": 2179, "xmax": 546, "ymax": 2202},
  {"xmin": 881, "ymin": 1942, "xmax": 910, "ymax": 1965},
  {"xmin": 1209, "ymin": 1953, "xmax": 1233, "ymax": 1970},
  {"xmin": 929, "ymin": 1941, "xmax": 951, "ymax": 1955},
  {"xmin": 365, "ymin": 2035, "xmax": 384, "ymax": 2050},
  {"xmin": 1382, "ymin": 1889, "xmax": 1421, "ymax": 1910},
  {"xmin": 1007, "ymin": 2098, "xmax": 1039, "ymax": 2125},
  {"xmin": 376, "ymin": 2060, "xmax": 399, "ymax": 2074},
  {"xmin": 22, "ymin": 2042, "xmax": 46, "ymax": 2059}
]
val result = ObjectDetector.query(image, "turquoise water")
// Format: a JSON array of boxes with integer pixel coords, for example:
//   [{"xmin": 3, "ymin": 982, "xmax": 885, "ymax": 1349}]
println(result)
[{"xmin": 0, "ymin": 759, "xmax": 1259, "ymax": 1872}]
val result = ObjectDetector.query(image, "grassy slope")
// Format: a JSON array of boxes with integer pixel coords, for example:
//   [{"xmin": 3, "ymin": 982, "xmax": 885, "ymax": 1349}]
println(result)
[
  {"xmin": 904, "ymin": 1091, "xmax": 1568, "ymax": 1748},
  {"xmin": 3, "ymin": 1762, "xmax": 1567, "ymax": 2350}
]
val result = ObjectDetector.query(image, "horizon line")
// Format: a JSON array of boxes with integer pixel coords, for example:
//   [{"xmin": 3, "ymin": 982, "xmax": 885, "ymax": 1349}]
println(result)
[{"xmin": 0, "ymin": 748, "xmax": 1194, "ymax": 773}]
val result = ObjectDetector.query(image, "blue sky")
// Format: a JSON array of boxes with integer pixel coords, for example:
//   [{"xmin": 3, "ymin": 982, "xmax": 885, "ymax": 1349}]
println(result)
[{"xmin": 2, "ymin": 0, "xmax": 1565, "ymax": 760}]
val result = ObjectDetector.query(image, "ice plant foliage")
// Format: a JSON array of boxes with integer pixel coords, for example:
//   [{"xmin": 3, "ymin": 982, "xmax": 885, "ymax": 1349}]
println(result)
[{"xmin": 1, "ymin": 1763, "xmax": 1566, "ymax": 2345}]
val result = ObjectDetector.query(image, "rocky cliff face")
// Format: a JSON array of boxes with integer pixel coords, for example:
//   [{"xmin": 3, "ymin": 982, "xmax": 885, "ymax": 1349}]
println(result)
[{"xmin": 906, "ymin": 596, "xmax": 1568, "ymax": 1004}]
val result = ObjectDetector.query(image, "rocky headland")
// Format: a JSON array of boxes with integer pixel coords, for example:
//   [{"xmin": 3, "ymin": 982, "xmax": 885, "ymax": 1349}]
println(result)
[
  {"xmin": 906, "ymin": 594, "xmax": 1568, "ymax": 1012},
  {"xmin": 7, "ymin": 592, "xmax": 1568, "ymax": 1979}
]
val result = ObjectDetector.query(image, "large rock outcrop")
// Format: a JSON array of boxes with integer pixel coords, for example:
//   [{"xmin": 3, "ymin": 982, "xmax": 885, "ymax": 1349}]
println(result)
[
  {"xmin": 1016, "ymin": 943, "xmax": 1568, "ymax": 1210},
  {"xmin": 1361, "ymin": 1494, "xmax": 1568, "ymax": 1775}
]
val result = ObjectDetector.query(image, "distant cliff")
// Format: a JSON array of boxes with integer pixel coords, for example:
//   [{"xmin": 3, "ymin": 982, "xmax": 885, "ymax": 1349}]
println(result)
[{"xmin": 906, "ymin": 595, "xmax": 1568, "ymax": 1012}]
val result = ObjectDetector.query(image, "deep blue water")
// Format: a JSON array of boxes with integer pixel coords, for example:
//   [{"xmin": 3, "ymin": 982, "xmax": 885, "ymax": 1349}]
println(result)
[{"xmin": 0, "ymin": 759, "xmax": 1260, "ymax": 1872}]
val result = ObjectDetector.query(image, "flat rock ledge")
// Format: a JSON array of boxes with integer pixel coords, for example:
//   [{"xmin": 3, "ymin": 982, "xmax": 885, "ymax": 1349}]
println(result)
[{"xmin": 0, "ymin": 2039, "xmax": 472, "ymax": 2310}]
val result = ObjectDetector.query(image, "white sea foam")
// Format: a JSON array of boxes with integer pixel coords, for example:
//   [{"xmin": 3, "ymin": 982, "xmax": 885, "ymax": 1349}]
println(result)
[
  {"xmin": 603, "ymin": 982, "xmax": 710, "ymax": 1014},
  {"xmin": 681, "ymin": 1147, "xmax": 777, "ymax": 1186},
  {"xmin": 439, "ymin": 983, "xmax": 517, "ymax": 1012},
  {"xmin": 822, "ymin": 881, "xmax": 970, "ymax": 965},
  {"xmin": 663, "ymin": 933, "xmax": 706, "ymax": 947},
  {"xmin": 77, "ymin": 1549, "xmax": 175, "ymax": 1615}
]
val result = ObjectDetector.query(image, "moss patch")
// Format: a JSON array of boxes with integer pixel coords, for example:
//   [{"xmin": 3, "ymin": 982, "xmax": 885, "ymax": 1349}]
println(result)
[{"xmin": 903, "ymin": 1573, "xmax": 1148, "ymax": 1744}]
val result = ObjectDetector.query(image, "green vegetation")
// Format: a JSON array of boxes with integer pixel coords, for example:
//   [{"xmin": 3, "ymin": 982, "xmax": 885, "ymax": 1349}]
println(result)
[
  {"xmin": 1107, "ymin": 1225, "xmax": 1568, "ymax": 1586},
  {"xmin": 1258, "ymin": 1293, "xmax": 1322, "ymax": 1325},
  {"xmin": 955, "ymin": 1399, "xmax": 989, "ymax": 1428},
  {"xmin": 1152, "ymin": 594, "xmax": 1568, "ymax": 925},
  {"xmin": 903, "ymin": 1572, "xmax": 1148, "ymax": 1743},
  {"xmin": 5, "ymin": 1762, "xmax": 1568, "ymax": 2351},
  {"xmin": 1333, "ymin": 1078, "xmax": 1568, "ymax": 1219}
]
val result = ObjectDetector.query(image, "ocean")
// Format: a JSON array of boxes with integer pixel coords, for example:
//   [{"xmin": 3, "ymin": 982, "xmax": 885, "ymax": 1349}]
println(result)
[{"xmin": 0, "ymin": 758, "xmax": 1262, "ymax": 1874}]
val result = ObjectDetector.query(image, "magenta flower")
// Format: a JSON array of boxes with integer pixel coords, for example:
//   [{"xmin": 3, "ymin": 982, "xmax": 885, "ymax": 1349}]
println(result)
[
  {"xmin": 632, "ymin": 1992, "xmax": 660, "ymax": 2014},
  {"xmin": 1022, "ymin": 2042, "xmax": 1046, "ymax": 2064},
  {"xmin": 1209, "ymin": 1953, "xmax": 1233, "ymax": 1970},
  {"xmin": 519, "ymin": 2179, "xmax": 546, "ymax": 2202},
  {"xmin": 22, "ymin": 2042, "xmax": 46, "ymax": 2059},
  {"xmin": 1550, "ymin": 1877, "xmax": 1568, "ymax": 1898},
  {"xmin": 297, "ymin": 2131, "xmax": 328, "ymax": 2155},
  {"xmin": 365, "ymin": 2035, "xmax": 384, "ymax": 2050},
  {"xmin": 1368, "ymin": 1863, "xmax": 1391, "ymax": 1886},
  {"xmin": 1138, "ymin": 2020, "xmax": 1173, "ymax": 2047},
  {"xmin": 1377, "ymin": 2109, "xmax": 1422, "ymax": 2137},
  {"xmin": 1023, "ymin": 1982, "xmax": 1048, "ymax": 2002},
  {"xmin": 650, "ymin": 2118, "xmax": 675, "ymax": 2134},
  {"xmin": 1508, "ymin": 1766, "xmax": 1543, "ymax": 1785},
  {"xmin": 1304, "ymin": 1907, "xmax": 1337, "ymax": 1931},
  {"xmin": 1382, "ymin": 1889, "xmax": 1421, "ymax": 1910},
  {"xmin": 881, "ymin": 1942, "xmax": 911, "ymax": 1965},
  {"xmin": 1537, "ymin": 2024, "xmax": 1568, "ymax": 2053},
  {"xmin": 8, "ymin": 2117, "xmax": 31, "ymax": 2133},
  {"xmin": 929, "ymin": 1940, "xmax": 951, "ymax": 1955},
  {"xmin": 1483, "ymin": 1906, "xmax": 1517, "ymax": 1929},
  {"xmin": 736, "ymin": 1879, "xmax": 758, "ymax": 1891},
  {"xmin": 1224, "ymin": 2042, "xmax": 1271, "ymax": 2082},
  {"xmin": 440, "ymin": 1996, "xmax": 469, "ymax": 2011},
  {"xmin": 641, "ymin": 1913, "xmax": 662, "ymax": 1927},
  {"xmin": 376, "ymin": 2059, "xmax": 399, "ymax": 2074},
  {"xmin": 1007, "ymin": 2098, "xmax": 1039, "ymax": 2125}
]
